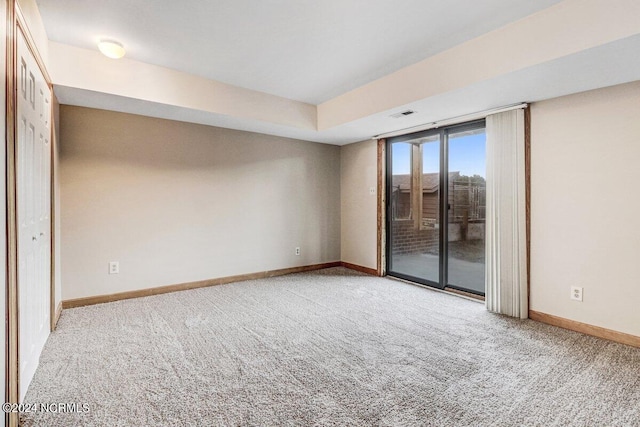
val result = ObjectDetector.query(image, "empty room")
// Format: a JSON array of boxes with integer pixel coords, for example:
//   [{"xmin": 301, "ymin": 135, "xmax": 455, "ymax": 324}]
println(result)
[{"xmin": 2, "ymin": 0, "xmax": 640, "ymax": 426}]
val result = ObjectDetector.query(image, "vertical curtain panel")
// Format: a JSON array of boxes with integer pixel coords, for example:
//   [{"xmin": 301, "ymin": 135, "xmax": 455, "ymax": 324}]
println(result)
[{"xmin": 485, "ymin": 109, "xmax": 528, "ymax": 319}]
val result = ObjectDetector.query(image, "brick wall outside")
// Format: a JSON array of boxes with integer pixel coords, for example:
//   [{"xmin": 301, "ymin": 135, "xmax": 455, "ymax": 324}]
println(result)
[
  {"xmin": 391, "ymin": 220, "xmax": 486, "ymax": 255},
  {"xmin": 391, "ymin": 220, "xmax": 438, "ymax": 255}
]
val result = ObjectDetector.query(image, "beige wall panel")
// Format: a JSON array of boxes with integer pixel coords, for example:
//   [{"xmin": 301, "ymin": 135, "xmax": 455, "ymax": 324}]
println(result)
[
  {"xmin": 340, "ymin": 140, "xmax": 377, "ymax": 269},
  {"xmin": 60, "ymin": 106, "xmax": 340, "ymax": 300},
  {"xmin": 530, "ymin": 81, "xmax": 640, "ymax": 336}
]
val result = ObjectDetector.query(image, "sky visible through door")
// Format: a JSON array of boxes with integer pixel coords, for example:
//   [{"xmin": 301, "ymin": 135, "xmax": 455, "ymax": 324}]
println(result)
[{"xmin": 392, "ymin": 133, "xmax": 486, "ymax": 177}]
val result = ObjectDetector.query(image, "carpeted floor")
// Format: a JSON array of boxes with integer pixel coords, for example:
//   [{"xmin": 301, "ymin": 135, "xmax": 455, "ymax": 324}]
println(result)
[{"xmin": 21, "ymin": 267, "xmax": 640, "ymax": 426}]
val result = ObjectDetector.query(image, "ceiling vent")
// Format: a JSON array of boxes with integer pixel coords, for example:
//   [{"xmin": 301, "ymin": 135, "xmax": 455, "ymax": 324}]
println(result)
[{"xmin": 390, "ymin": 110, "xmax": 416, "ymax": 118}]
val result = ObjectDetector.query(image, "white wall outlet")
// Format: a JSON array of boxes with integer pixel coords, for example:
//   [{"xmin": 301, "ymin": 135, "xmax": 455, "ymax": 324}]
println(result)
[
  {"xmin": 369, "ymin": 186, "xmax": 376, "ymax": 196},
  {"xmin": 570, "ymin": 286, "xmax": 583, "ymax": 302},
  {"xmin": 295, "ymin": 247, "xmax": 301, "ymax": 256},
  {"xmin": 109, "ymin": 261, "xmax": 119, "ymax": 274}
]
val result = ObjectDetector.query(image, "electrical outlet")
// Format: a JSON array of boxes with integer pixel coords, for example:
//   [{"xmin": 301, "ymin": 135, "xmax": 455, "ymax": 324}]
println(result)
[
  {"xmin": 109, "ymin": 261, "xmax": 119, "ymax": 274},
  {"xmin": 570, "ymin": 286, "xmax": 583, "ymax": 302},
  {"xmin": 295, "ymin": 247, "xmax": 301, "ymax": 256},
  {"xmin": 369, "ymin": 187, "xmax": 376, "ymax": 196}
]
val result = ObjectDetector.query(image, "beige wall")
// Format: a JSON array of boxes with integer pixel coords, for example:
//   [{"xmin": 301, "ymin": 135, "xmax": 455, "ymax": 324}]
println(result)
[
  {"xmin": 530, "ymin": 81, "xmax": 640, "ymax": 336},
  {"xmin": 60, "ymin": 106, "xmax": 340, "ymax": 300},
  {"xmin": 340, "ymin": 140, "xmax": 378, "ymax": 269}
]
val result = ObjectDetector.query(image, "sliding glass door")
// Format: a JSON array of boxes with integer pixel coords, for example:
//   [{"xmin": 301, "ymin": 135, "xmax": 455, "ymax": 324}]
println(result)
[{"xmin": 386, "ymin": 121, "xmax": 486, "ymax": 296}]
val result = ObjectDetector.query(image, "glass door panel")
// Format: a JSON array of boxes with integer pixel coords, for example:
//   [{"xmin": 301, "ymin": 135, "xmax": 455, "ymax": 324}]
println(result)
[
  {"xmin": 388, "ymin": 134, "xmax": 441, "ymax": 286},
  {"xmin": 446, "ymin": 127, "xmax": 486, "ymax": 295}
]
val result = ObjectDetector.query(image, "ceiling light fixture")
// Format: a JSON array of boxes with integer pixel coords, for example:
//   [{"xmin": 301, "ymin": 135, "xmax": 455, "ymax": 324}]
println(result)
[{"xmin": 98, "ymin": 40, "xmax": 125, "ymax": 59}]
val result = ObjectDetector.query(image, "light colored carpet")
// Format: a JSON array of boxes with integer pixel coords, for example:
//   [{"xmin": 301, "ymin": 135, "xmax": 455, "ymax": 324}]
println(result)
[{"xmin": 21, "ymin": 267, "xmax": 640, "ymax": 426}]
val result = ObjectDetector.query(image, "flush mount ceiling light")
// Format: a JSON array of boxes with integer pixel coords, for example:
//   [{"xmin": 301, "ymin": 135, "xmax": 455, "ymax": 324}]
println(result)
[{"xmin": 98, "ymin": 40, "xmax": 125, "ymax": 59}]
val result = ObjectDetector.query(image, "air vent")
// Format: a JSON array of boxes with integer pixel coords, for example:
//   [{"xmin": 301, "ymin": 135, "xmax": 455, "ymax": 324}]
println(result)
[{"xmin": 390, "ymin": 110, "xmax": 416, "ymax": 118}]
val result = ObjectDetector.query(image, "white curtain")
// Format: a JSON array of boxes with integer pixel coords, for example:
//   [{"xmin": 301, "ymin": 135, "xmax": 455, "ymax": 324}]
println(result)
[{"xmin": 485, "ymin": 109, "xmax": 528, "ymax": 319}]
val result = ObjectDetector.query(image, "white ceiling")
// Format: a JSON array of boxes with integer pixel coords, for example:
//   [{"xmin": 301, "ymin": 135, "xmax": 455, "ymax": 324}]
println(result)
[
  {"xmin": 36, "ymin": 0, "xmax": 562, "ymax": 104},
  {"xmin": 34, "ymin": 0, "xmax": 640, "ymax": 145}
]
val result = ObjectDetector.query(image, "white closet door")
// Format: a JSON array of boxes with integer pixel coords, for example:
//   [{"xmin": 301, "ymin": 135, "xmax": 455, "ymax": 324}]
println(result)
[{"xmin": 17, "ymin": 28, "xmax": 51, "ymax": 401}]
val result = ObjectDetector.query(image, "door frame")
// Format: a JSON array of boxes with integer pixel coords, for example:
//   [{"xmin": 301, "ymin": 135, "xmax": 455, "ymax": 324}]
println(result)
[
  {"xmin": 384, "ymin": 119, "xmax": 486, "ymax": 294},
  {"xmin": 5, "ymin": 1, "xmax": 55, "ymax": 422}
]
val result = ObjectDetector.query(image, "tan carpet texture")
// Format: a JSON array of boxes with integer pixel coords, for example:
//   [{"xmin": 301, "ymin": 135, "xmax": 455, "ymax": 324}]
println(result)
[{"xmin": 21, "ymin": 268, "xmax": 640, "ymax": 426}]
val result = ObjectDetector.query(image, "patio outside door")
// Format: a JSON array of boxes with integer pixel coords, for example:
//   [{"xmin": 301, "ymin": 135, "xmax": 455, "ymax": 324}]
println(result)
[{"xmin": 386, "ymin": 121, "xmax": 486, "ymax": 296}]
